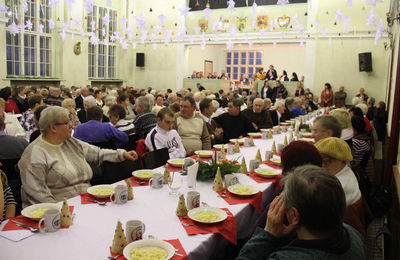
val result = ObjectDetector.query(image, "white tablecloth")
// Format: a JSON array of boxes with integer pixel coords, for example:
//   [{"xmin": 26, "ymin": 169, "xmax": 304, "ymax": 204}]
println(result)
[{"xmin": 0, "ymin": 130, "xmax": 300, "ymax": 260}]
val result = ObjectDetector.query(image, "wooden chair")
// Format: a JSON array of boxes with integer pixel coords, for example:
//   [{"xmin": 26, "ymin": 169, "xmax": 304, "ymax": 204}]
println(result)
[
  {"xmin": 141, "ymin": 148, "xmax": 170, "ymax": 169},
  {"xmin": 0, "ymin": 158, "xmax": 22, "ymax": 215},
  {"xmin": 101, "ymin": 159, "xmax": 142, "ymax": 184}
]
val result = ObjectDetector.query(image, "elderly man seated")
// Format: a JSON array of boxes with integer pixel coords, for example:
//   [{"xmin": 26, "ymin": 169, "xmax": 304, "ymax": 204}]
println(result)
[
  {"xmin": 312, "ymin": 115, "xmax": 342, "ymax": 142},
  {"xmin": 238, "ymin": 165, "xmax": 366, "ymax": 259},
  {"xmin": 18, "ymin": 106, "xmax": 138, "ymax": 207},
  {"xmin": 199, "ymin": 98, "xmax": 224, "ymax": 145},
  {"xmin": 145, "ymin": 108, "xmax": 186, "ymax": 159},
  {"xmin": 174, "ymin": 96, "xmax": 211, "ymax": 155},
  {"xmin": 45, "ymin": 87, "xmax": 64, "ymax": 107},
  {"xmin": 74, "ymin": 106, "xmax": 128, "ymax": 148},
  {"xmin": 133, "ymin": 96, "xmax": 157, "ymax": 140},
  {"xmin": 0, "ymin": 98, "xmax": 25, "ymax": 137},
  {"xmin": 213, "ymin": 99, "xmax": 255, "ymax": 143},
  {"xmin": 242, "ymin": 98, "xmax": 273, "ymax": 131}
]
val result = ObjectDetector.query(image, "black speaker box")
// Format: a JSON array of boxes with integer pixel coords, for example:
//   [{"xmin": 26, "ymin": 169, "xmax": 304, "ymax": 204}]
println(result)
[
  {"xmin": 359, "ymin": 52, "xmax": 372, "ymax": 72},
  {"xmin": 136, "ymin": 53, "xmax": 145, "ymax": 67}
]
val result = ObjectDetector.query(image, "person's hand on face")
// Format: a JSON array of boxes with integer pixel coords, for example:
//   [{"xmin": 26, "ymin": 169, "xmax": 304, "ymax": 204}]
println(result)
[{"xmin": 265, "ymin": 194, "xmax": 297, "ymax": 238}]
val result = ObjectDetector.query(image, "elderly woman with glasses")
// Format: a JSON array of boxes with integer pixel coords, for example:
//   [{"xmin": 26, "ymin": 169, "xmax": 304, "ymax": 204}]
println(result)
[{"xmin": 18, "ymin": 106, "xmax": 138, "ymax": 207}]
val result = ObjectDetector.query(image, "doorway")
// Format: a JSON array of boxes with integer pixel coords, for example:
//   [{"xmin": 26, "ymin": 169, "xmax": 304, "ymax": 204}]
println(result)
[{"xmin": 204, "ymin": 60, "xmax": 213, "ymax": 77}]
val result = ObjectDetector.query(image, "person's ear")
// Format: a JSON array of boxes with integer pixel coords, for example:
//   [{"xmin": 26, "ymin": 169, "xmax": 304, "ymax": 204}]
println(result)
[
  {"xmin": 49, "ymin": 124, "xmax": 58, "ymax": 134},
  {"xmin": 286, "ymin": 207, "xmax": 300, "ymax": 227}
]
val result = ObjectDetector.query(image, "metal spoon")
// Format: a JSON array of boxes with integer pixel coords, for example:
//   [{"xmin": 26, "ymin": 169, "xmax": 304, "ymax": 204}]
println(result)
[
  {"xmin": 84, "ymin": 198, "xmax": 107, "ymax": 206},
  {"xmin": 10, "ymin": 220, "xmax": 39, "ymax": 233},
  {"xmin": 132, "ymin": 180, "xmax": 146, "ymax": 185},
  {"xmin": 107, "ymin": 255, "xmax": 121, "ymax": 260}
]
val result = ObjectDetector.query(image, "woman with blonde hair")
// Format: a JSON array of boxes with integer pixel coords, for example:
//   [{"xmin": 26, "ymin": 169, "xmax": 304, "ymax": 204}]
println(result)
[
  {"xmin": 61, "ymin": 98, "xmax": 80, "ymax": 128},
  {"xmin": 329, "ymin": 108, "xmax": 353, "ymax": 145}
]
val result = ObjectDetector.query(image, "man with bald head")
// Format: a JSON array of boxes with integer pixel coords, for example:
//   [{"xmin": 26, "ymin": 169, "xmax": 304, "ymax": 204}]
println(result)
[{"xmin": 242, "ymin": 98, "xmax": 273, "ymax": 131}]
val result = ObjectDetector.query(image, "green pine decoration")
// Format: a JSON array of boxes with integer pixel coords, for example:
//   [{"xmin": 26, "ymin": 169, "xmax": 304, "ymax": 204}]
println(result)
[
  {"xmin": 240, "ymin": 157, "xmax": 247, "ymax": 174},
  {"xmin": 176, "ymin": 194, "xmax": 188, "ymax": 217},
  {"xmin": 234, "ymin": 139, "xmax": 240, "ymax": 153},
  {"xmin": 213, "ymin": 167, "xmax": 224, "ymax": 191}
]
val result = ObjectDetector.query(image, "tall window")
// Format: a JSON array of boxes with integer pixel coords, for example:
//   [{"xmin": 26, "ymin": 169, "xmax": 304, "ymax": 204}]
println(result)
[
  {"xmin": 88, "ymin": 6, "xmax": 117, "ymax": 78},
  {"xmin": 6, "ymin": 0, "xmax": 52, "ymax": 77},
  {"xmin": 226, "ymin": 51, "xmax": 263, "ymax": 80}
]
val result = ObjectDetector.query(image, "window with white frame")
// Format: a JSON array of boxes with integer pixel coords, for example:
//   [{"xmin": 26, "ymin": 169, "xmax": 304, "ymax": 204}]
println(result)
[
  {"xmin": 5, "ymin": 0, "xmax": 52, "ymax": 77},
  {"xmin": 226, "ymin": 51, "xmax": 263, "ymax": 80},
  {"xmin": 87, "ymin": 6, "xmax": 117, "ymax": 79}
]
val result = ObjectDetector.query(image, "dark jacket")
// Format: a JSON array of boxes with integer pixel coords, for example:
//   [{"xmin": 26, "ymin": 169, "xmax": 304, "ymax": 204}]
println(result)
[{"xmin": 213, "ymin": 112, "xmax": 255, "ymax": 143}]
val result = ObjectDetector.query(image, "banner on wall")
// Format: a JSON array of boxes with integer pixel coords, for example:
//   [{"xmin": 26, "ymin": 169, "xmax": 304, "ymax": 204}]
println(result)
[{"xmin": 189, "ymin": 0, "xmax": 307, "ymax": 11}]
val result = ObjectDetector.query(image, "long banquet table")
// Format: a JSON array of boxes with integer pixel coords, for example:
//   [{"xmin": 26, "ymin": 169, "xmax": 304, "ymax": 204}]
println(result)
[{"xmin": 0, "ymin": 130, "xmax": 298, "ymax": 260}]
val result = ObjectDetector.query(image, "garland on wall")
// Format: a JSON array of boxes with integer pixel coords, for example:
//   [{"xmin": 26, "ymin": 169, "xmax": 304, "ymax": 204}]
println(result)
[{"xmin": 1, "ymin": 0, "xmax": 386, "ymax": 51}]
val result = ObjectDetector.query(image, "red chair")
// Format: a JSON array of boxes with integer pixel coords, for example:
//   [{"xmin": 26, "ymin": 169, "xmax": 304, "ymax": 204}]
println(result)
[
  {"xmin": 344, "ymin": 196, "xmax": 373, "ymax": 238},
  {"xmin": 135, "ymin": 139, "xmax": 148, "ymax": 157}
]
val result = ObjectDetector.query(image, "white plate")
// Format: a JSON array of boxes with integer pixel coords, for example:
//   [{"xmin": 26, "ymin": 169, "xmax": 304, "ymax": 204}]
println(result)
[
  {"xmin": 87, "ymin": 184, "xmax": 115, "ymax": 199},
  {"xmin": 260, "ymin": 129, "xmax": 271, "ymax": 132},
  {"xmin": 167, "ymin": 158, "xmax": 185, "ymax": 168},
  {"xmin": 123, "ymin": 239, "xmax": 175, "ymax": 260},
  {"xmin": 254, "ymin": 168, "xmax": 280, "ymax": 179},
  {"xmin": 213, "ymin": 144, "xmax": 227, "ymax": 150},
  {"xmin": 299, "ymin": 137, "xmax": 315, "ymax": 143},
  {"xmin": 188, "ymin": 207, "xmax": 227, "ymax": 224},
  {"xmin": 227, "ymin": 184, "xmax": 259, "ymax": 196},
  {"xmin": 229, "ymin": 138, "xmax": 244, "ymax": 144},
  {"xmin": 248, "ymin": 133, "xmax": 262, "ymax": 138},
  {"xmin": 270, "ymin": 157, "xmax": 282, "ymax": 166},
  {"xmin": 194, "ymin": 150, "xmax": 213, "ymax": 158},
  {"xmin": 301, "ymin": 133, "xmax": 313, "ymax": 138},
  {"xmin": 132, "ymin": 169, "xmax": 157, "ymax": 180},
  {"xmin": 21, "ymin": 203, "xmax": 62, "ymax": 221}
]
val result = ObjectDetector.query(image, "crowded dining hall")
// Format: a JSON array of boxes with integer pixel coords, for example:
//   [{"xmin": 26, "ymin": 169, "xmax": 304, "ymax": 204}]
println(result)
[{"xmin": 1, "ymin": 0, "xmax": 400, "ymax": 259}]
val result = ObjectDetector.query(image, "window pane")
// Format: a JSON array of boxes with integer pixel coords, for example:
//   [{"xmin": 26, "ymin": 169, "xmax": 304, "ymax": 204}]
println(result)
[
  {"xmin": 256, "ymin": 51, "xmax": 262, "ymax": 65},
  {"xmin": 233, "ymin": 67, "xmax": 238, "ymax": 80},
  {"xmin": 241, "ymin": 52, "xmax": 247, "ymax": 65},
  {"xmin": 233, "ymin": 52, "xmax": 239, "ymax": 65},
  {"xmin": 248, "ymin": 67, "xmax": 254, "ymax": 78},
  {"xmin": 240, "ymin": 67, "xmax": 246, "ymax": 76}
]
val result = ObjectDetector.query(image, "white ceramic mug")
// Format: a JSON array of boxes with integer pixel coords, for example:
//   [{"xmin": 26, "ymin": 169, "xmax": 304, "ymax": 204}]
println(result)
[
  {"xmin": 244, "ymin": 138, "xmax": 252, "ymax": 147},
  {"xmin": 39, "ymin": 209, "xmax": 60, "ymax": 232},
  {"xmin": 249, "ymin": 160, "xmax": 260, "ymax": 172},
  {"xmin": 186, "ymin": 191, "xmax": 200, "ymax": 210},
  {"xmin": 110, "ymin": 185, "xmax": 128, "ymax": 204},
  {"xmin": 149, "ymin": 173, "xmax": 163, "ymax": 189},
  {"xmin": 265, "ymin": 151, "xmax": 273, "ymax": 161},
  {"xmin": 126, "ymin": 220, "xmax": 146, "ymax": 243},
  {"xmin": 214, "ymin": 150, "xmax": 222, "ymax": 162},
  {"xmin": 227, "ymin": 144, "xmax": 235, "ymax": 155},
  {"xmin": 262, "ymin": 132, "xmax": 268, "ymax": 139},
  {"xmin": 224, "ymin": 174, "xmax": 239, "ymax": 188}
]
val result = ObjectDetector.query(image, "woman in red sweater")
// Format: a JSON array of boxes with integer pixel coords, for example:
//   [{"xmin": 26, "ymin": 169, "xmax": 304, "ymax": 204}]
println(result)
[
  {"xmin": 320, "ymin": 83, "xmax": 334, "ymax": 107},
  {"xmin": 0, "ymin": 87, "xmax": 20, "ymax": 114}
]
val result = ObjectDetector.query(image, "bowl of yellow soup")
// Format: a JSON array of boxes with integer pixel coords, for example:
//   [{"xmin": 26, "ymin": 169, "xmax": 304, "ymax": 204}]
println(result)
[
  {"xmin": 132, "ymin": 169, "xmax": 157, "ymax": 180},
  {"xmin": 227, "ymin": 184, "xmax": 259, "ymax": 196},
  {"xmin": 21, "ymin": 203, "xmax": 62, "ymax": 221},
  {"xmin": 254, "ymin": 168, "xmax": 279, "ymax": 179},
  {"xmin": 87, "ymin": 185, "xmax": 115, "ymax": 198},
  {"xmin": 194, "ymin": 150, "xmax": 213, "ymax": 158},
  {"xmin": 188, "ymin": 207, "xmax": 227, "ymax": 224},
  {"xmin": 167, "ymin": 159, "xmax": 185, "ymax": 168},
  {"xmin": 123, "ymin": 239, "xmax": 175, "ymax": 260}
]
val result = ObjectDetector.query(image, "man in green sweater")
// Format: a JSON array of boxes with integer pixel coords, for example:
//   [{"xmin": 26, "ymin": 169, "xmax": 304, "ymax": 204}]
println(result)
[{"xmin": 237, "ymin": 165, "xmax": 366, "ymax": 260}]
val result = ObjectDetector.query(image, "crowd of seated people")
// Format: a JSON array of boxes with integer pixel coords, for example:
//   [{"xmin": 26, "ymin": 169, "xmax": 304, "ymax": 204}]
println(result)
[{"xmin": 0, "ymin": 81, "xmax": 387, "ymax": 259}]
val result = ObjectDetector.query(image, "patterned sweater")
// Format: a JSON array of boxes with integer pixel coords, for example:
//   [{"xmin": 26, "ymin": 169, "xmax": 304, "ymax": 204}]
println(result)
[{"xmin": 18, "ymin": 136, "xmax": 126, "ymax": 207}]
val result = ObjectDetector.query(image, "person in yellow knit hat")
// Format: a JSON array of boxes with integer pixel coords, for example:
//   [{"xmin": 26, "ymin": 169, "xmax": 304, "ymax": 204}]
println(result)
[{"xmin": 315, "ymin": 137, "xmax": 361, "ymax": 206}]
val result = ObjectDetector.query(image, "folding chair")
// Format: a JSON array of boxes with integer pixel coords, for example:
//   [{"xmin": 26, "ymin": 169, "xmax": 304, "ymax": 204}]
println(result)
[
  {"xmin": 102, "ymin": 159, "xmax": 142, "ymax": 184},
  {"xmin": 141, "ymin": 148, "xmax": 170, "ymax": 169}
]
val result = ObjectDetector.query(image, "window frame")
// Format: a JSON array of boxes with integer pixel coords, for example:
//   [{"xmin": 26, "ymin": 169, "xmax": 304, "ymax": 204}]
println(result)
[
  {"xmin": 5, "ymin": 0, "xmax": 53, "ymax": 77},
  {"xmin": 226, "ymin": 51, "xmax": 263, "ymax": 80},
  {"xmin": 87, "ymin": 5, "xmax": 117, "ymax": 79}
]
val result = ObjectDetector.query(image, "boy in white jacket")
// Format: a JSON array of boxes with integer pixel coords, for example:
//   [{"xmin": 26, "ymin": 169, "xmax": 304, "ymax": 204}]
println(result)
[{"xmin": 145, "ymin": 107, "xmax": 186, "ymax": 159}]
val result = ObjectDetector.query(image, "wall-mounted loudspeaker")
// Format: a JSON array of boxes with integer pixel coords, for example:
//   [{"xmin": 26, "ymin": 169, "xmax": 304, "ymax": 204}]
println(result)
[
  {"xmin": 136, "ymin": 53, "xmax": 145, "ymax": 67},
  {"xmin": 358, "ymin": 52, "xmax": 372, "ymax": 72}
]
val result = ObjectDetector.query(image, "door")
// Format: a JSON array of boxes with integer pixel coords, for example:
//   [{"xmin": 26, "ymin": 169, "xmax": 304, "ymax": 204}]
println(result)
[{"xmin": 204, "ymin": 60, "xmax": 213, "ymax": 77}]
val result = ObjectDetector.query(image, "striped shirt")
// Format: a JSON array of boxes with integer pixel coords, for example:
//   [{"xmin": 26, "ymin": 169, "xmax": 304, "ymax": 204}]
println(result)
[
  {"xmin": 3, "ymin": 186, "xmax": 17, "ymax": 220},
  {"xmin": 114, "ymin": 119, "xmax": 136, "ymax": 136}
]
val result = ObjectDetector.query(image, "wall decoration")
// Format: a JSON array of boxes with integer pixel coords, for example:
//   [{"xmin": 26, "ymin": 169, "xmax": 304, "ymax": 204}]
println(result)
[
  {"xmin": 73, "ymin": 42, "xmax": 81, "ymax": 55},
  {"xmin": 257, "ymin": 15, "xmax": 269, "ymax": 29},
  {"xmin": 277, "ymin": 15, "xmax": 291, "ymax": 29},
  {"xmin": 199, "ymin": 19, "xmax": 208, "ymax": 32},
  {"xmin": 236, "ymin": 16, "xmax": 247, "ymax": 32},
  {"xmin": 216, "ymin": 17, "xmax": 229, "ymax": 32}
]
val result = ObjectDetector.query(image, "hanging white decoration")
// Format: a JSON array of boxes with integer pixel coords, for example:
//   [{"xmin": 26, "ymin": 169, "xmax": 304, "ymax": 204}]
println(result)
[
  {"xmin": 277, "ymin": 0, "xmax": 289, "ymax": 6},
  {"xmin": 204, "ymin": 8, "xmax": 212, "ymax": 20},
  {"xmin": 179, "ymin": 5, "xmax": 191, "ymax": 17},
  {"xmin": 38, "ymin": 23, "xmax": 44, "ymax": 34},
  {"xmin": 102, "ymin": 13, "xmax": 110, "ymax": 26},
  {"xmin": 26, "ymin": 20, "xmax": 33, "ymax": 30},
  {"xmin": 226, "ymin": 40, "xmax": 234, "ymax": 50},
  {"xmin": 48, "ymin": 18, "xmax": 55, "ymax": 29},
  {"xmin": 227, "ymin": 0, "xmax": 236, "ymax": 12},
  {"xmin": 8, "ymin": 22, "xmax": 19, "ymax": 36},
  {"xmin": 366, "ymin": 8, "xmax": 378, "ymax": 27},
  {"xmin": 343, "ymin": 16, "xmax": 351, "ymax": 32},
  {"xmin": 158, "ymin": 14, "xmax": 166, "ymax": 26},
  {"xmin": 335, "ymin": 9, "xmax": 343, "ymax": 21},
  {"xmin": 252, "ymin": 2, "xmax": 257, "ymax": 28},
  {"xmin": 135, "ymin": 13, "xmax": 147, "ymax": 30},
  {"xmin": 320, "ymin": 27, "xmax": 328, "ymax": 37}
]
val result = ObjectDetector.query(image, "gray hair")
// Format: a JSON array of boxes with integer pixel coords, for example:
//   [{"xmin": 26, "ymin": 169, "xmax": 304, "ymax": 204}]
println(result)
[
  {"xmin": 167, "ymin": 93, "xmax": 177, "ymax": 102},
  {"xmin": 211, "ymin": 100, "xmax": 220, "ymax": 109},
  {"xmin": 274, "ymin": 100, "xmax": 285, "ymax": 109},
  {"xmin": 356, "ymin": 103, "xmax": 368, "ymax": 115},
  {"xmin": 367, "ymin": 97, "xmax": 375, "ymax": 106},
  {"xmin": 83, "ymin": 95, "xmax": 97, "ymax": 106},
  {"xmin": 136, "ymin": 96, "xmax": 150, "ymax": 110},
  {"xmin": 253, "ymin": 98, "xmax": 264, "ymax": 105},
  {"xmin": 39, "ymin": 106, "xmax": 69, "ymax": 135},
  {"xmin": 314, "ymin": 115, "xmax": 342, "ymax": 138},
  {"xmin": 104, "ymin": 95, "xmax": 116, "ymax": 106},
  {"xmin": 283, "ymin": 165, "xmax": 346, "ymax": 235}
]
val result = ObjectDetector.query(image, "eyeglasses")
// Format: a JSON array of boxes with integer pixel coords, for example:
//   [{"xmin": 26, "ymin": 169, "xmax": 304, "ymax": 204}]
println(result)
[{"xmin": 55, "ymin": 120, "xmax": 71, "ymax": 126}]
